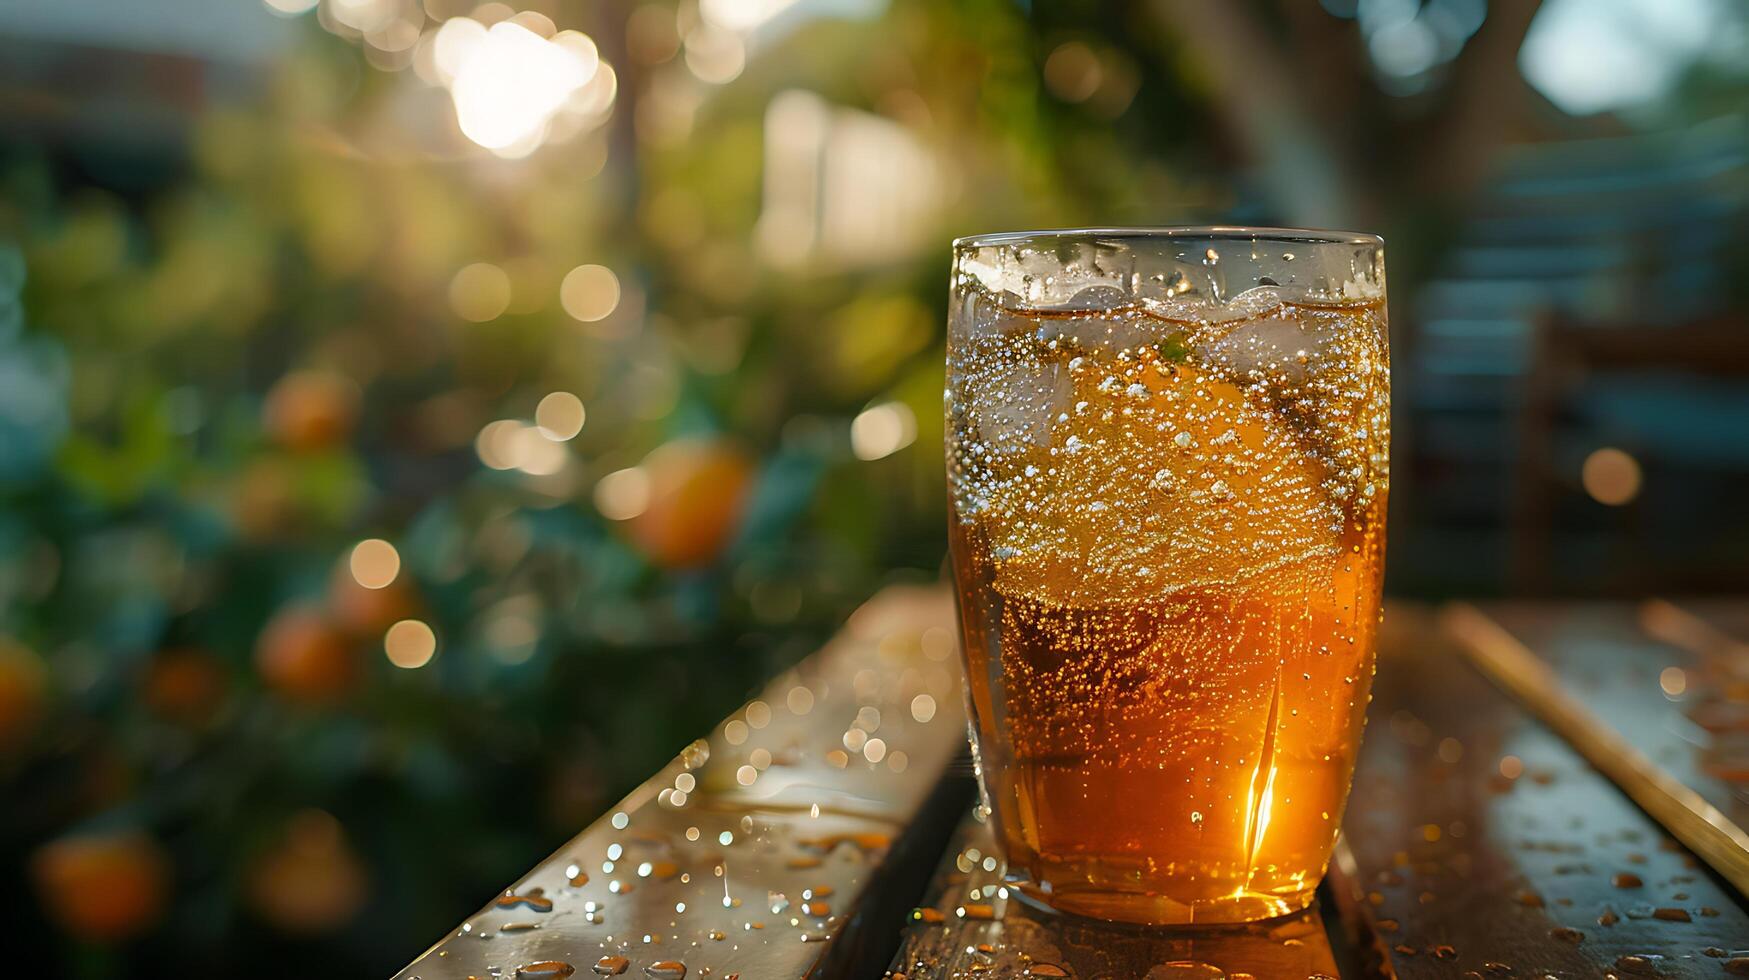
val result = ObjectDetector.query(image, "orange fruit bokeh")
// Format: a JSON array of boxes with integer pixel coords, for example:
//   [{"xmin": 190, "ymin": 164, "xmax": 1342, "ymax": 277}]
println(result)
[
  {"xmin": 31, "ymin": 832, "xmax": 171, "ymax": 941},
  {"xmin": 0, "ymin": 638, "xmax": 47, "ymax": 751},
  {"xmin": 627, "ymin": 440, "xmax": 754, "ymax": 569},
  {"xmin": 245, "ymin": 810, "xmax": 369, "ymax": 934},
  {"xmin": 263, "ymin": 371, "xmax": 358, "ymax": 453},
  {"xmin": 255, "ymin": 607, "xmax": 358, "ymax": 704},
  {"xmin": 144, "ymin": 648, "xmax": 228, "ymax": 725}
]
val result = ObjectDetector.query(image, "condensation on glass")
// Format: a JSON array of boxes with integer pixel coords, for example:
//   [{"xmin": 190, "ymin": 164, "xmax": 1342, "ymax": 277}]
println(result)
[{"xmin": 945, "ymin": 227, "xmax": 1390, "ymax": 924}]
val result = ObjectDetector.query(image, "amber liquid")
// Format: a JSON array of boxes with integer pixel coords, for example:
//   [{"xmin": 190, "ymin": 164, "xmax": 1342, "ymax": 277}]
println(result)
[{"xmin": 947, "ymin": 293, "xmax": 1388, "ymax": 924}]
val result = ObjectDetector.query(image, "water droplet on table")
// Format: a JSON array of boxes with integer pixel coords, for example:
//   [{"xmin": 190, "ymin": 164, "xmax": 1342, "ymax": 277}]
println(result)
[
  {"xmin": 1613, "ymin": 955, "xmax": 1659, "ymax": 976},
  {"xmin": 517, "ymin": 963, "xmax": 575, "ymax": 978},
  {"xmin": 497, "ymin": 893, "xmax": 554, "ymax": 913},
  {"xmin": 680, "ymin": 740, "xmax": 709, "ymax": 769},
  {"xmin": 592, "ymin": 955, "xmax": 629, "ymax": 976},
  {"xmin": 1146, "ymin": 961, "xmax": 1223, "ymax": 979},
  {"xmin": 645, "ymin": 962, "xmax": 686, "ymax": 979}
]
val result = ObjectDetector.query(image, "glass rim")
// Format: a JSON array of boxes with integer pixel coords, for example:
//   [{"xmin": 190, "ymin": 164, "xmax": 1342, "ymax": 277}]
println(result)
[{"xmin": 952, "ymin": 225, "xmax": 1384, "ymax": 250}]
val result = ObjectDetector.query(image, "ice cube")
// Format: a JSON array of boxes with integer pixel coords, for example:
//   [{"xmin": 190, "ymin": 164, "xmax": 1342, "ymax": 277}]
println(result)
[
  {"xmin": 1211, "ymin": 284, "xmax": 1286, "ymax": 323},
  {"xmin": 1050, "ymin": 284, "xmax": 1131, "ymax": 312},
  {"xmin": 967, "ymin": 358, "xmax": 1070, "ymax": 455},
  {"xmin": 961, "ymin": 286, "xmax": 1032, "ymax": 338},
  {"xmin": 1138, "ymin": 295, "xmax": 1207, "ymax": 325},
  {"xmin": 1197, "ymin": 313, "xmax": 1332, "ymax": 384},
  {"xmin": 1140, "ymin": 285, "xmax": 1285, "ymax": 328}
]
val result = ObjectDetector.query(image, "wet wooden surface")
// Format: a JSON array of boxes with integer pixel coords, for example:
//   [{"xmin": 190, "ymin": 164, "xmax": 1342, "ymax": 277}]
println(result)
[
  {"xmin": 1482, "ymin": 600, "xmax": 1749, "ymax": 826},
  {"xmin": 392, "ymin": 585, "xmax": 970, "ymax": 980},
  {"xmin": 884, "ymin": 804, "xmax": 1347, "ymax": 980},
  {"xmin": 393, "ymin": 593, "xmax": 1749, "ymax": 979},
  {"xmin": 1342, "ymin": 604, "xmax": 1749, "ymax": 978},
  {"xmin": 1442, "ymin": 602, "xmax": 1749, "ymax": 901}
]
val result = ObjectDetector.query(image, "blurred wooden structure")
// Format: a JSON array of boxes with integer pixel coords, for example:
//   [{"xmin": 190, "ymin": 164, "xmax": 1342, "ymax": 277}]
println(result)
[
  {"xmin": 1401, "ymin": 121, "xmax": 1749, "ymax": 596},
  {"xmin": 395, "ymin": 587, "xmax": 1749, "ymax": 979},
  {"xmin": 1511, "ymin": 312, "xmax": 1749, "ymax": 593}
]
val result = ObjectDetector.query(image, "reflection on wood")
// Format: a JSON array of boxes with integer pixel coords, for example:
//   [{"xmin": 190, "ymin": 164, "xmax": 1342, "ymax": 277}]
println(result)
[
  {"xmin": 1341, "ymin": 605, "xmax": 1749, "ymax": 978},
  {"xmin": 1641, "ymin": 599, "xmax": 1749, "ymax": 806},
  {"xmin": 391, "ymin": 585, "xmax": 968, "ymax": 980},
  {"xmin": 1446, "ymin": 602, "xmax": 1749, "ymax": 896},
  {"xmin": 884, "ymin": 808, "xmax": 1344, "ymax": 979}
]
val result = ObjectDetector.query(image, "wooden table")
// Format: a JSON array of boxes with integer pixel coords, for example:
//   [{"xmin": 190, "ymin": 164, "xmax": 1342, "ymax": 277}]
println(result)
[{"xmin": 392, "ymin": 594, "xmax": 1749, "ymax": 979}]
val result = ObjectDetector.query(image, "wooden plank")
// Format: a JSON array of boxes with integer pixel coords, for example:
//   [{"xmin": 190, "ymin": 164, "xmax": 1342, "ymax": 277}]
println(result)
[
  {"xmin": 1338, "ymin": 604, "xmax": 1749, "ymax": 978},
  {"xmin": 1447, "ymin": 602, "xmax": 1749, "ymax": 895},
  {"xmin": 1640, "ymin": 599, "xmax": 1749, "ymax": 811},
  {"xmin": 391, "ymin": 585, "xmax": 969, "ymax": 980},
  {"xmin": 884, "ymin": 805, "xmax": 1345, "ymax": 979},
  {"xmin": 1655, "ymin": 600, "xmax": 1749, "ymax": 648}
]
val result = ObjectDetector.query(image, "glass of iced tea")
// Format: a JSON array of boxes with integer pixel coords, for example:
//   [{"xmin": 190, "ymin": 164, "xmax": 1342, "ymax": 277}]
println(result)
[{"xmin": 946, "ymin": 228, "xmax": 1389, "ymax": 925}]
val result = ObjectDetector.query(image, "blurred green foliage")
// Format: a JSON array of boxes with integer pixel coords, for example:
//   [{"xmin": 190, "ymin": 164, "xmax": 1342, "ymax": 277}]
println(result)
[{"xmin": 0, "ymin": 0, "xmax": 1233, "ymax": 973}]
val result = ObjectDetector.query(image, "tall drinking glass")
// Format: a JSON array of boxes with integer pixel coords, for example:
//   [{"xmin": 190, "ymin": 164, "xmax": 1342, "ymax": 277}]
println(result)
[{"xmin": 945, "ymin": 228, "xmax": 1389, "ymax": 925}]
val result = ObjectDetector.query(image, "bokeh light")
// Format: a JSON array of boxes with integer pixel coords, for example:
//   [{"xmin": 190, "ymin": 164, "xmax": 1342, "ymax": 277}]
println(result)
[
  {"xmin": 1659, "ymin": 666, "xmax": 1687, "ymax": 698},
  {"xmin": 475, "ymin": 419, "xmax": 571, "ymax": 475},
  {"xmin": 449, "ymin": 262, "xmax": 512, "ymax": 322},
  {"xmin": 594, "ymin": 467, "xmax": 651, "ymax": 520},
  {"xmin": 329, "ymin": 0, "xmax": 398, "ymax": 32},
  {"xmin": 535, "ymin": 392, "xmax": 586, "ymax": 441},
  {"xmin": 348, "ymin": 539, "xmax": 401, "ymax": 590},
  {"xmin": 433, "ymin": 16, "xmax": 487, "ymax": 82},
  {"xmin": 682, "ymin": 25, "xmax": 745, "ymax": 85},
  {"xmin": 475, "ymin": 419, "xmax": 521, "ymax": 470},
  {"xmin": 482, "ymin": 595, "xmax": 541, "ymax": 664},
  {"xmin": 263, "ymin": 0, "xmax": 321, "ymax": 15},
  {"xmin": 698, "ymin": 0, "xmax": 801, "ymax": 32},
  {"xmin": 506, "ymin": 423, "xmax": 568, "ymax": 475},
  {"xmin": 910, "ymin": 693, "xmax": 936, "ymax": 724},
  {"xmin": 626, "ymin": 4, "xmax": 681, "ymax": 64},
  {"xmin": 384, "ymin": 619, "xmax": 437, "ymax": 669},
  {"xmin": 560, "ymin": 264, "xmax": 621, "ymax": 322},
  {"xmin": 1043, "ymin": 42, "xmax": 1102, "ymax": 103},
  {"xmin": 1582, "ymin": 447, "xmax": 1642, "ymax": 506},
  {"xmin": 507, "ymin": 10, "xmax": 557, "ymax": 38},
  {"xmin": 444, "ymin": 20, "xmax": 602, "ymax": 155},
  {"xmin": 850, "ymin": 401, "xmax": 917, "ymax": 460}
]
